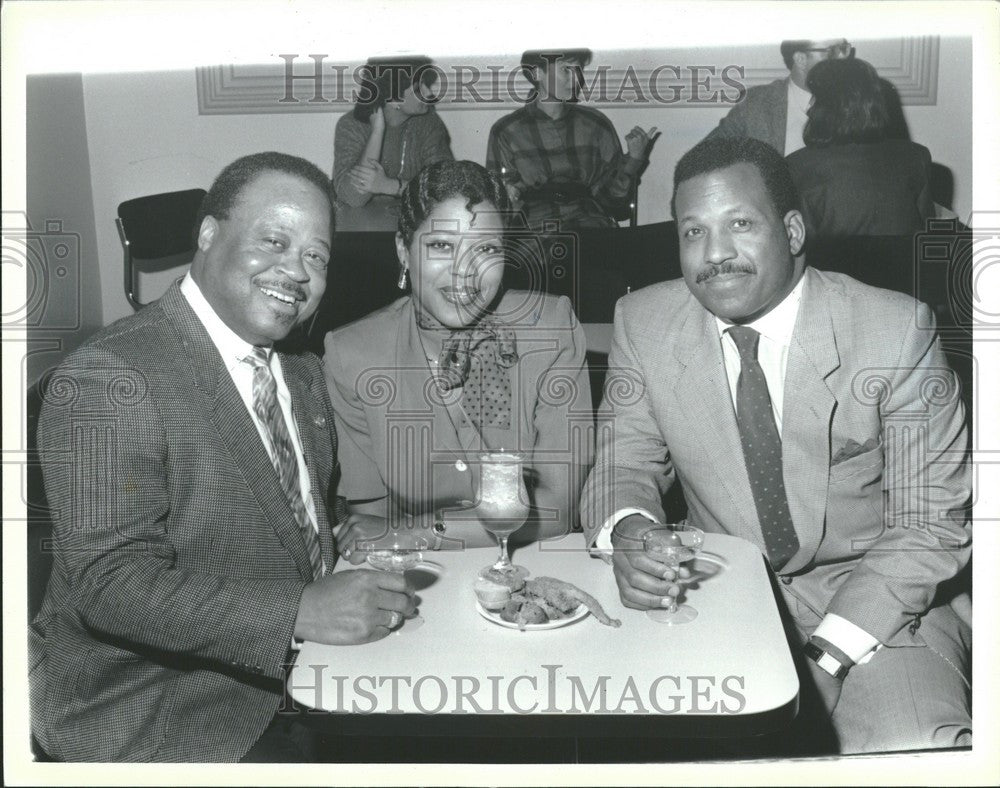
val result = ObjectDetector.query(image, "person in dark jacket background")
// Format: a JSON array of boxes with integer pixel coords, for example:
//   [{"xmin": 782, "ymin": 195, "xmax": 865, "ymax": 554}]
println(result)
[{"xmin": 786, "ymin": 57, "xmax": 934, "ymax": 237}]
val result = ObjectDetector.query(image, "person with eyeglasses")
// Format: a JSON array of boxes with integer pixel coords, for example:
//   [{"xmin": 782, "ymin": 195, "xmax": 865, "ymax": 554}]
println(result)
[{"xmin": 705, "ymin": 39, "xmax": 854, "ymax": 156}]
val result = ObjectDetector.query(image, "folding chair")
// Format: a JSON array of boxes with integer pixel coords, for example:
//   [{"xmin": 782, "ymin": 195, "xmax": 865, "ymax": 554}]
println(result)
[{"xmin": 116, "ymin": 188, "xmax": 206, "ymax": 309}]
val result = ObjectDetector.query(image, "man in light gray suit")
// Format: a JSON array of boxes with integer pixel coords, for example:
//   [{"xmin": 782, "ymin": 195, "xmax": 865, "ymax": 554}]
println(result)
[{"xmin": 580, "ymin": 136, "xmax": 971, "ymax": 754}]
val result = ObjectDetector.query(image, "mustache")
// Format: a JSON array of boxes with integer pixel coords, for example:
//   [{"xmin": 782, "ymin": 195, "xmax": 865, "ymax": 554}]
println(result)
[
  {"xmin": 254, "ymin": 277, "xmax": 307, "ymax": 301},
  {"xmin": 695, "ymin": 261, "xmax": 756, "ymax": 284}
]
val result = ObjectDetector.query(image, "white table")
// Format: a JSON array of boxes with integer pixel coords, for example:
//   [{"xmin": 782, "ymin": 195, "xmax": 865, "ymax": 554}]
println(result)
[{"xmin": 289, "ymin": 532, "xmax": 799, "ymax": 738}]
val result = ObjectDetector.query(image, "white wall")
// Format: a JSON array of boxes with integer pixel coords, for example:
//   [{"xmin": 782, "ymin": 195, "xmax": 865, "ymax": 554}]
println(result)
[
  {"xmin": 83, "ymin": 38, "xmax": 973, "ymax": 327},
  {"xmin": 26, "ymin": 74, "xmax": 104, "ymax": 386}
]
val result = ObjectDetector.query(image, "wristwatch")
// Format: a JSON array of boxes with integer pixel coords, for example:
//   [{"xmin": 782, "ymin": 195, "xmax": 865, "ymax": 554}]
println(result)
[
  {"xmin": 803, "ymin": 636, "xmax": 853, "ymax": 680},
  {"xmin": 431, "ymin": 517, "xmax": 446, "ymax": 551}
]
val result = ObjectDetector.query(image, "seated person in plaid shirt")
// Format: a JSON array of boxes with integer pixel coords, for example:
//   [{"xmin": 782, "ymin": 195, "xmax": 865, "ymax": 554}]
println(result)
[{"xmin": 486, "ymin": 48, "xmax": 658, "ymax": 231}]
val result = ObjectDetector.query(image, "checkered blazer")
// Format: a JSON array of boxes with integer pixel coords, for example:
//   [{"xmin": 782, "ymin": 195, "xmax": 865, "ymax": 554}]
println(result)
[
  {"xmin": 704, "ymin": 77, "xmax": 789, "ymax": 153},
  {"xmin": 581, "ymin": 267, "xmax": 971, "ymax": 648},
  {"xmin": 30, "ymin": 283, "xmax": 344, "ymax": 761}
]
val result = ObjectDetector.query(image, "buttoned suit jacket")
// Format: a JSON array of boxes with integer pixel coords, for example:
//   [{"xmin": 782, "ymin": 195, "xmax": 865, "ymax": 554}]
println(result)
[
  {"xmin": 324, "ymin": 292, "xmax": 592, "ymax": 526},
  {"xmin": 30, "ymin": 283, "xmax": 343, "ymax": 762},
  {"xmin": 706, "ymin": 77, "xmax": 790, "ymax": 154},
  {"xmin": 581, "ymin": 268, "xmax": 971, "ymax": 651}
]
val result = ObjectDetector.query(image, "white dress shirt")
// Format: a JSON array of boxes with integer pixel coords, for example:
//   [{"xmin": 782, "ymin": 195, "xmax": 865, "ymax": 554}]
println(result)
[
  {"xmin": 595, "ymin": 276, "xmax": 880, "ymax": 664},
  {"xmin": 180, "ymin": 275, "xmax": 320, "ymax": 536},
  {"xmin": 784, "ymin": 78, "xmax": 813, "ymax": 156}
]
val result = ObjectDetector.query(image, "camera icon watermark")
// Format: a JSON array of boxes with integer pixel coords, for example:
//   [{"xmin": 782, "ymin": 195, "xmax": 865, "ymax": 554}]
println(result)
[
  {"xmin": 2, "ymin": 212, "xmax": 81, "ymax": 331},
  {"xmin": 501, "ymin": 219, "xmax": 582, "ymax": 326},
  {"xmin": 914, "ymin": 212, "xmax": 1000, "ymax": 333}
]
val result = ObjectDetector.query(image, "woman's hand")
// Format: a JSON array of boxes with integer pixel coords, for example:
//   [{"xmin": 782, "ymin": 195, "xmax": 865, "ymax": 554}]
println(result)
[
  {"xmin": 349, "ymin": 158, "xmax": 397, "ymax": 196},
  {"xmin": 504, "ymin": 181, "xmax": 522, "ymax": 208},
  {"xmin": 369, "ymin": 106, "xmax": 386, "ymax": 135},
  {"xmin": 337, "ymin": 512, "xmax": 393, "ymax": 565}
]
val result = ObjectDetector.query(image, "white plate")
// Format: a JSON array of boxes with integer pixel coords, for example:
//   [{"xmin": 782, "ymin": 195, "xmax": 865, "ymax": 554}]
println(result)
[{"xmin": 476, "ymin": 601, "xmax": 589, "ymax": 630}]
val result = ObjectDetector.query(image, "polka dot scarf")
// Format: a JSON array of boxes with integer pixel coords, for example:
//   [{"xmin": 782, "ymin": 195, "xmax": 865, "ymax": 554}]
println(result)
[{"xmin": 422, "ymin": 313, "xmax": 518, "ymax": 431}]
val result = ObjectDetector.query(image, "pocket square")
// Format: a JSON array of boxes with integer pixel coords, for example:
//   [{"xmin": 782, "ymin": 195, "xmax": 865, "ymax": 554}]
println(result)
[{"xmin": 832, "ymin": 437, "xmax": 880, "ymax": 466}]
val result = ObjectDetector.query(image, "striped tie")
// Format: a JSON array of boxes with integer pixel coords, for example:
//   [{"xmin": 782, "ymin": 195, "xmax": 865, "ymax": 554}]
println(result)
[
  {"xmin": 727, "ymin": 326, "xmax": 800, "ymax": 571},
  {"xmin": 244, "ymin": 346, "xmax": 325, "ymax": 580}
]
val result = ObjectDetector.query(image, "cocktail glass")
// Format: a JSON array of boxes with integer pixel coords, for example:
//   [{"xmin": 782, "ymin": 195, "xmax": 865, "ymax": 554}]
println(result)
[
  {"xmin": 477, "ymin": 451, "xmax": 530, "ymax": 578},
  {"xmin": 643, "ymin": 522, "xmax": 704, "ymax": 625},
  {"xmin": 361, "ymin": 529, "xmax": 429, "ymax": 629}
]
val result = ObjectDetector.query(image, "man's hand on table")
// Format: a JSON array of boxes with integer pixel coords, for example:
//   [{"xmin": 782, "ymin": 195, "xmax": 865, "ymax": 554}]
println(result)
[
  {"xmin": 610, "ymin": 514, "xmax": 690, "ymax": 610},
  {"xmin": 293, "ymin": 570, "xmax": 415, "ymax": 645}
]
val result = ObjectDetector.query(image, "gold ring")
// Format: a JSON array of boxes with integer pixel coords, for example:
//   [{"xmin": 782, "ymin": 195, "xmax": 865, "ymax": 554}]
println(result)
[{"xmin": 388, "ymin": 611, "xmax": 402, "ymax": 629}]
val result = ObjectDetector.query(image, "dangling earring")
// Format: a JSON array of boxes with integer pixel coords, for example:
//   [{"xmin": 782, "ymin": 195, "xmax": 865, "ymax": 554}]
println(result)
[{"xmin": 397, "ymin": 267, "xmax": 409, "ymax": 290}]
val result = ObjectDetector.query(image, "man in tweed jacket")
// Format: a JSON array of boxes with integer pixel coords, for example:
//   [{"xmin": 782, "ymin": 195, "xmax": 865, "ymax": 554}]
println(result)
[
  {"xmin": 30, "ymin": 152, "xmax": 414, "ymax": 761},
  {"xmin": 581, "ymin": 137, "xmax": 971, "ymax": 753},
  {"xmin": 705, "ymin": 39, "xmax": 854, "ymax": 155}
]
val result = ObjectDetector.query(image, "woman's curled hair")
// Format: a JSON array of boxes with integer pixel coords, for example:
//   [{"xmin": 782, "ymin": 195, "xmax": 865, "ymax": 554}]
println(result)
[{"xmin": 398, "ymin": 160, "xmax": 510, "ymax": 246}]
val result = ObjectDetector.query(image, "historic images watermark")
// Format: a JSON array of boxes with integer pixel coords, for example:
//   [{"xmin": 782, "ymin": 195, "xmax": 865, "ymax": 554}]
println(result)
[
  {"xmin": 276, "ymin": 55, "xmax": 749, "ymax": 107},
  {"xmin": 284, "ymin": 663, "xmax": 748, "ymax": 715}
]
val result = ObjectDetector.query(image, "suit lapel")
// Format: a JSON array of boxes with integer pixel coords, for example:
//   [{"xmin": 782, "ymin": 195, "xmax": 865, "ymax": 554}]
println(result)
[
  {"xmin": 161, "ymin": 285, "xmax": 316, "ymax": 580},
  {"xmin": 668, "ymin": 300, "xmax": 761, "ymax": 544},
  {"xmin": 780, "ymin": 269, "xmax": 840, "ymax": 573},
  {"xmin": 396, "ymin": 301, "xmax": 477, "ymax": 504},
  {"xmin": 282, "ymin": 354, "xmax": 337, "ymax": 570},
  {"xmin": 208, "ymin": 379, "xmax": 316, "ymax": 580}
]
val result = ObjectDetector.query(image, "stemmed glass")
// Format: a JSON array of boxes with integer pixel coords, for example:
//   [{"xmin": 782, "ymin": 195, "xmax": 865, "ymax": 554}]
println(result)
[
  {"xmin": 477, "ymin": 451, "xmax": 530, "ymax": 578},
  {"xmin": 643, "ymin": 522, "xmax": 704, "ymax": 625},
  {"xmin": 360, "ymin": 529, "xmax": 429, "ymax": 630}
]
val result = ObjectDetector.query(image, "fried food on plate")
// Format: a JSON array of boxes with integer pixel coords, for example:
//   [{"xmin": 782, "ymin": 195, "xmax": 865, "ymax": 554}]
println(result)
[
  {"xmin": 474, "ymin": 569, "xmax": 526, "ymax": 610},
  {"xmin": 481, "ymin": 573, "xmax": 622, "ymax": 629}
]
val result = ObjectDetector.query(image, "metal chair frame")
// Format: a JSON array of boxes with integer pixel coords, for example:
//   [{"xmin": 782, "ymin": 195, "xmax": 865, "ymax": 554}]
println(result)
[{"xmin": 116, "ymin": 188, "xmax": 206, "ymax": 310}]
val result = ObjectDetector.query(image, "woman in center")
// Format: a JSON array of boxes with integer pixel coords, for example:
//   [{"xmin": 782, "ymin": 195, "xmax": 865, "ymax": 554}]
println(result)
[{"xmin": 324, "ymin": 160, "xmax": 593, "ymax": 559}]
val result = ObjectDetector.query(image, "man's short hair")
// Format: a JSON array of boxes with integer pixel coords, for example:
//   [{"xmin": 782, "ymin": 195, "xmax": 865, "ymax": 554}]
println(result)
[
  {"xmin": 670, "ymin": 137, "xmax": 801, "ymax": 220},
  {"xmin": 779, "ymin": 40, "xmax": 813, "ymax": 70},
  {"xmin": 197, "ymin": 151, "xmax": 334, "ymax": 231},
  {"xmin": 520, "ymin": 48, "xmax": 593, "ymax": 88}
]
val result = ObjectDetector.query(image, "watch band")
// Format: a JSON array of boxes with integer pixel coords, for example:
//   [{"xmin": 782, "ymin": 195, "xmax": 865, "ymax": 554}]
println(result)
[
  {"xmin": 803, "ymin": 637, "xmax": 852, "ymax": 680},
  {"xmin": 810, "ymin": 635, "xmax": 856, "ymax": 669}
]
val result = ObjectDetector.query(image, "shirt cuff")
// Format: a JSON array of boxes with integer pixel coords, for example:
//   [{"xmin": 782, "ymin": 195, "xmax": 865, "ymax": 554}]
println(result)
[
  {"xmin": 290, "ymin": 637, "xmax": 303, "ymax": 652},
  {"xmin": 814, "ymin": 613, "xmax": 881, "ymax": 665},
  {"xmin": 591, "ymin": 507, "xmax": 659, "ymax": 554}
]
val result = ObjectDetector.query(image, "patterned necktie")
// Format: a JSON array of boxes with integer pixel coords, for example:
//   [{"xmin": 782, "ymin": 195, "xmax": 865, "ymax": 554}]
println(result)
[
  {"xmin": 244, "ymin": 346, "xmax": 324, "ymax": 580},
  {"xmin": 727, "ymin": 326, "xmax": 800, "ymax": 570}
]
